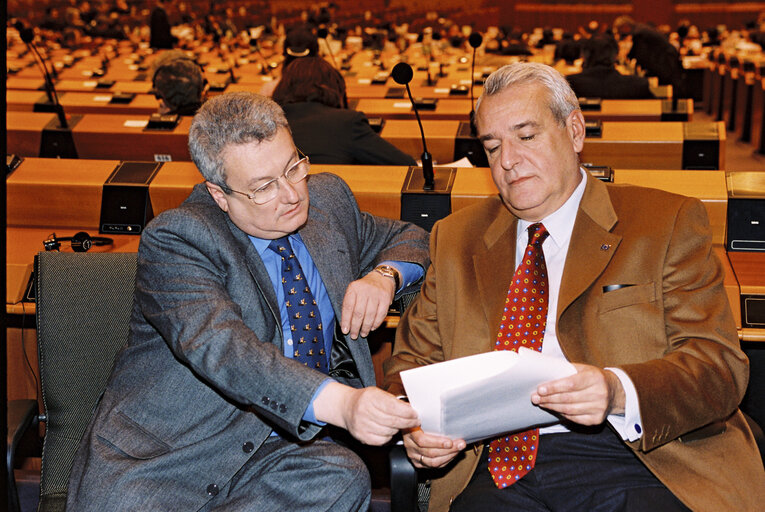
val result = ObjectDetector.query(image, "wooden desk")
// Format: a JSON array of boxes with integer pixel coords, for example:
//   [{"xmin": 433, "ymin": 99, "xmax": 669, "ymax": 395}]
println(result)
[
  {"xmin": 7, "ymin": 112, "xmax": 192, "ymax": 161},
  {"xmin": 7, "ymin": 89, "xmax": 160, "ymax": 116},
  {"xmin": 728, "ymin": 252, "xmax": 765, "ymax": 341},
  {"xmin": 6, "ymin": 77, "xmax": 153, "ymax": 94},
  {"xmin": 72, "ymin": 114, "xmax": 192, "ymax": 161},
  {"xmin": 380, "ymin": 120, "xmax": 724, "ymax": 170},
  {"xmin": 614, "ymin": 169, "xmax": 728, "ymax": 245},
  {"xmin": 6, "ymin": 158, "xmax": 750, "ymax": 334}
]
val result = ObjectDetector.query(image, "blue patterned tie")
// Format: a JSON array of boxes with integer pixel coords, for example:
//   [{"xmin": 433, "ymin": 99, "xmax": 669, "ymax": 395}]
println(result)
[{"xmin": 268, "ymin": 237, "xmax": 327, "ymax": 373}]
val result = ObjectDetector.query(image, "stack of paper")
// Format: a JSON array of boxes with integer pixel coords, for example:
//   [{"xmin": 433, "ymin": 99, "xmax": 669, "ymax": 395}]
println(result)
[{"xmin": 401, "ymin": 349, "xmax": 576, "ymax": 443}]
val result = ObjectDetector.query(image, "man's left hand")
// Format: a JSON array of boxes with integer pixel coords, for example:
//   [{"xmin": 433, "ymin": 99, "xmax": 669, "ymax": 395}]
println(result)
[
  {"xmin": 531, "ymin": 363, "xmax": 626, "ymax": 425},
  {"xmin": 340, "ymin": 271, "xmax": 396, "ymax": 339}
]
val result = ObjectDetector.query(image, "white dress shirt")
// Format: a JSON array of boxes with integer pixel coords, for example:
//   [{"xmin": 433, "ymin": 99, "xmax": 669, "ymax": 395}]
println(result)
[{"xmin": 514, "ymin": 169, "xmax": 643, "ymax": 441}]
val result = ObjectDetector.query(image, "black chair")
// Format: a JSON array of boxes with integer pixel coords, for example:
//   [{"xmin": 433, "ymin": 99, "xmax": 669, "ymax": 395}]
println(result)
[{"xmin": 6, "ymin": 252, "xmax": 137, "ymax": 512}]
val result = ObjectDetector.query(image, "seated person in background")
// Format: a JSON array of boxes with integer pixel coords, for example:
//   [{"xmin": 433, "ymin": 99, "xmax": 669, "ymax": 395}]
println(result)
[
  {"xmin": 149, "ymin": 50, "xmax": 207, "ymax": 115},
  {"xmin": 383, "ymin": 62, "xmax": 765, "ymax": 512},
  {"xmin": 566, "ymin": 35, "xmax": 653, "ymax": 99},
  {"xmin": 259, "ymin": 27, "xmax": 319, "ymax": 97},
  {"xmin": 613, "ymin": 15, "xmax": 683, "ymax": 88},
  {"xmin": 66, "ymin": 91, "xmax": 429, "ymax": 511},
  {"xmin": 273, "ymin": 57, "xmax": 415, "ymax": 166}
]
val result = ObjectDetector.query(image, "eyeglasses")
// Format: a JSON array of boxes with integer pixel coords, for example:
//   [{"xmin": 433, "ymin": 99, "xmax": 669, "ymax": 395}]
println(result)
[{"xmin": 224, "ymin": 149, "xmax": 310, "ymax": 205}]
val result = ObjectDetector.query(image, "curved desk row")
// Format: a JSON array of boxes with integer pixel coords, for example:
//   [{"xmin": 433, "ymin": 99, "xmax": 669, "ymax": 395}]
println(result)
[
  {"xmin": 7, "ymin": 157, "xmax": 761, "ymax": 339},
  {"xmin": 7, "ymin": 111, "xmax": 724, "ymax": 170}
]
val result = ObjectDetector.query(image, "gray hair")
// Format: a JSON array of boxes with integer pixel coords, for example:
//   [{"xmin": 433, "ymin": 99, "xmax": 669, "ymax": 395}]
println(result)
[
  {"xmin": 188, "ymin": 91, "xmax": 289, "ymax": 187},
  {"xmin": 476, "ymin": 62, "xmax": 579, "ymax": 126}
]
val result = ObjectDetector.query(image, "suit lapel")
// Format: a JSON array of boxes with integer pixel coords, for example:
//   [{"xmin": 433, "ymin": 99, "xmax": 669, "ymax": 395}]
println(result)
[
  {"xmin": 474, "ymin": 199, "xmax": 518, "ymax": 353},
  {"xmin": 299, "ymin": 205, "xmax": 353, "ymax": 318},
  {"xmin": 222, "ymin": 213, "xmax": 282, "ymax": 324},
  {"xmin": 558, "ymin": 175, "xmax": 621, "ymax": 318}
]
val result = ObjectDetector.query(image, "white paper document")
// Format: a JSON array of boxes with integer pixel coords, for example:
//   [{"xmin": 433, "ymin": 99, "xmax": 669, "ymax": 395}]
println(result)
[{"xmin": 401, "ymin": 349, "xmax": 576, "ymax": 443}]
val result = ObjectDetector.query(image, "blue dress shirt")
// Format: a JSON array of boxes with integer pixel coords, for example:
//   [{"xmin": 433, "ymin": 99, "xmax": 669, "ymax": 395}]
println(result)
[{"xmin": 250, "ymin": 233, "xmax": 423, "ymax": 426}]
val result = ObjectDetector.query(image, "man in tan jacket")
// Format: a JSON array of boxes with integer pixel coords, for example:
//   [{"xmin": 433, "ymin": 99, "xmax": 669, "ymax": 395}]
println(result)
[{"xmin": 383, "ymin": 62, "xmax": 765, "ymax": 511}]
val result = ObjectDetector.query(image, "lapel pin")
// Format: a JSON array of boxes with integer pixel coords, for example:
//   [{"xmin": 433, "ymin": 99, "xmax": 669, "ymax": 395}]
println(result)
[{"xmin": 600, "ymin": 244, "xmax": 611, "ymax": 251}]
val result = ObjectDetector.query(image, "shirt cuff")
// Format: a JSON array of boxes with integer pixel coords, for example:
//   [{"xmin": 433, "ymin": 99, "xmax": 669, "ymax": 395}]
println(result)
[
  {"xmin": 302, "ymin": 378, "xmax": 335, "ymax": 425},
  {"xmin": 380, "ymin": 260, "xmax": 424, "ymax": 293},
  {"xmin": 605, "ymin": 367, "xmax": 643, "ymax": 442}
]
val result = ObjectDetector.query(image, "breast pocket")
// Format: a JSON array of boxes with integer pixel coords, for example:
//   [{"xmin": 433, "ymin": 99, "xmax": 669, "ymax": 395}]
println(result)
[
  {"xmin": 96, "ymin": 411, "xmax": 172, "ymax": 460},
  {"xmin": 598, "ymin": 282, "xmax": 656, "ymax": 313}
]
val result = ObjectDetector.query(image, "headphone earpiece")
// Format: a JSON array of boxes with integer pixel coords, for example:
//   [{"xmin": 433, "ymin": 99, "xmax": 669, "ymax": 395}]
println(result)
[{"xmin": 43, "ymin": 232, "xmax": 114, "ymax": 253}]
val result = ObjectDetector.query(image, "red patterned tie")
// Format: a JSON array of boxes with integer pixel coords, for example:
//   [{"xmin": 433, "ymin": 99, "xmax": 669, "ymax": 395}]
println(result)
[{"xmin": 488, "ymin": 222, "xmax": 549, "ymax": 488}]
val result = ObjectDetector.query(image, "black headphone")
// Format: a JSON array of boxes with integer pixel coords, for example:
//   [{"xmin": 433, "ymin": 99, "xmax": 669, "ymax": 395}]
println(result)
[{"xmin": 43, "ymin": 232, "xmax": 114, "ymax": 253}]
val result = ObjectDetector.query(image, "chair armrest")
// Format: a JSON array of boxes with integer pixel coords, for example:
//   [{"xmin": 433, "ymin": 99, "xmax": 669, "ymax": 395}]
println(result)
[
  {"xmin": 7, "ymin": 399, "xmax": 39, "ymax": 512},
  {"xmin": 390, "ymin": 442, "xmax": 418, "ymax": 512},
  {"xmin": 7, "ymin": 399, "xmax": 38, "ymax": 466}
]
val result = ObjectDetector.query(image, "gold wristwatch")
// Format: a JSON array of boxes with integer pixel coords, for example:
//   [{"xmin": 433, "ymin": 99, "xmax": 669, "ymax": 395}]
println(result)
[{"xmin": 373, "ymin": 264, "xmax": 401, "ymax": 290}]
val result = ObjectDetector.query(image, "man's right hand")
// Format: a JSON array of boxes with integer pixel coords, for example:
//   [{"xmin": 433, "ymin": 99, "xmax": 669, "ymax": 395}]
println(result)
[
  {"xmin": 404, "ymin": 429, "xmax": 466, "ymax": 469},
  {"xmin": 314, "ymin": 383, "xmax": 420, "ymax": 445}
]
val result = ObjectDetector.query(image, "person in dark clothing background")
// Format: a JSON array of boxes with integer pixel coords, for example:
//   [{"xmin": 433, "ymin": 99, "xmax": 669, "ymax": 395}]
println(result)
[
  {"xmin": 150, "ymin": 0, "xmax": 175, "ymax": 49},
  {"xmin": 566, "ymin": 35, "xmax": 653, "ymax": 99},
  {"xmin": 150, "ymin": 50, "xmax": 208, "ymax": 116},
  {"xmin": 273, "ymin": 57, "xmax": 415, "ymax": 166},
  {"xmin": 613, "ymin": 15, "xmax": 683, "ymax": 89}
]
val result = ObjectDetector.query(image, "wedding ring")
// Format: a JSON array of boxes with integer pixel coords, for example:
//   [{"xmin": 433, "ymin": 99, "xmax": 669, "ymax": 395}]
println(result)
[{"xmin": 420, "ymin": 454, "xmax": 424, "ymax": 464}]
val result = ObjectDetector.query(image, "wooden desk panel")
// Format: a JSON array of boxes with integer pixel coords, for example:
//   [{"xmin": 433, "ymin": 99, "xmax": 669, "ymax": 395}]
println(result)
[
  {"xmin": 6, "ymin": 227, "xmax": 141, "ymax": 273},
  {"xmin": 355, "ymin": 98, "xmax": 472, "ymax": 121},
  {"xmin": 450, "ymin": 167, "xmax": 498, "ymax": 212},
  {"xmin": 149, "ymin": 162, "xmax": 203, "ymax": 216},
  {"xmin": 7, "ymin": 158, "xmax": 118, "ymax": 228},
  {"xmin": 581, "ymin": 122, "xmax": 685, "ymax": 169},
  {"xmin": 614, "ymin": 169, "xmax": 728, "ymax": 244},
  {"xmin": 6, "ymin": 89, "xmax": 49, "ymax": 111},
  {"xmin": 728, "ymin": 252, "xmax": 765, "ymax": 295},
  {"xmin": 72, "ymin": 114, "xmax": 192, "ymax": 161},
  {"xmin": 727, "ymin": 252, "xmax": 765, "ymax": 341},
  {"xmin": 6, "ymin": 77, "xmax": 153, "ymax": 94},
  {"xmin": 59, "ymin": 92, "xmax": 159, "ymax": 116},
  {"xmin": 380, "ymin": 119, "xmax": 460, "ymax": 165},
  {"xmin": 6, "ymin": 111, "xmax": 54, "ymax": 157},
  {"xmin": 311, "ymin": 165, "xmax": 409, "ymax": 220}
]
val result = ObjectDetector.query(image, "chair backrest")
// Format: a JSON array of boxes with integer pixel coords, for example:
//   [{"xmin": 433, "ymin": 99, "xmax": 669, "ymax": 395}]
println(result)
[{"xmin": 35, "ymin": 251, "xmax": 137, "ymax": 509}]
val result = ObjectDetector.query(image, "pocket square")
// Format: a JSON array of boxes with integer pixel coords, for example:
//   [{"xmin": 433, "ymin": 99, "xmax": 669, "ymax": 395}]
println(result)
[{"xmin": 603, "ymin": 284, "xmax": 635, "ymax": 293}]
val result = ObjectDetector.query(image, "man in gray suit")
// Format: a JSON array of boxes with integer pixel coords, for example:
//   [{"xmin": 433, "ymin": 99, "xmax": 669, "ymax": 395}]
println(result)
[{"xmin": 67, "ymin": 92, "xmax": 429, "ymax": 511}]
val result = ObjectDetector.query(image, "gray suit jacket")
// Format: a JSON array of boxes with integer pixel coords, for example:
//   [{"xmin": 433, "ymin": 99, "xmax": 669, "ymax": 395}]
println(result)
[{"xmin": 67, "ymin": 173, "xmax": 429, "ymax": 510}]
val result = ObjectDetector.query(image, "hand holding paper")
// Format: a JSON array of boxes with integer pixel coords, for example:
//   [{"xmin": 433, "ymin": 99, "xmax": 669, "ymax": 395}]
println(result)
[{"xmin": 401, "ymin": 349, "xmax": 576, "ymax": 443}]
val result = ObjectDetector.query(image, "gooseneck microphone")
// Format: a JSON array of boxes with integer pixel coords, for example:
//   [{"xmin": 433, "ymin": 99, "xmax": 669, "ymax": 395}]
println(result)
[
  {"xmin": 317, "ymin": 27, "xmax": 339, "ymax": 70},
  {"xmin": 468, "ymin": 32, "xmax": 483, "ymax": 136},
  {"xmin": 17, "ymin": 23, "xmax": 69, "ymax": 129},
  {"xmin": 392, "ymin": 62, "xmax": 434, "ymax": 190}
]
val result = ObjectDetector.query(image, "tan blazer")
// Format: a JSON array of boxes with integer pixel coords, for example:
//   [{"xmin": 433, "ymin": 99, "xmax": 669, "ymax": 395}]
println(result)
[{"xmin": 384, "ymin": 174, "xmax": 765, "ymax": 512}]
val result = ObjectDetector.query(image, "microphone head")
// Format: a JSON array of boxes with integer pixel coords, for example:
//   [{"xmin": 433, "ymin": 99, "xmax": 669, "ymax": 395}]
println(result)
[
  {"xmin": 391, "ymin": 62, "xmax": 413, "ymax": 85},
  {"xmin": 19, "ymin": 26, "xmax": 35, "ymax": 44},
  {"xmin": 317, "ymin": 27, "xmax": 329, "ymax": 39},
  {"xmin": 468, "ymin": 32, "xmax": 483, "ymax": 49}
]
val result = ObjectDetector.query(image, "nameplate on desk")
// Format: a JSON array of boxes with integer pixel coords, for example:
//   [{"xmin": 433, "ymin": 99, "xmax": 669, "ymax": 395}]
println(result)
[
  {"xmin": 578, "ymin": 97, "xmax": 602, "ymax": 111},
  {"xmin": 385, "ymin": 87, "xmax": 406, "ymax": 99},
  {"xmin": 109, "ymin": 92, "xmax": 136, "ymax": 104},
  {"xmin": 413, "ymin": 98, "xmax": 437, "ymax": 110},
  {"xmin": 585, "ymin": 120, "xmax": 602, "ymax": 138},
  {"xmin": 449, "ymin": 85, "xmax": 469, "ymax": 96},
  {"xmin": 144, "ymin": 113, "xmax": 180, "ymax": 131}
]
